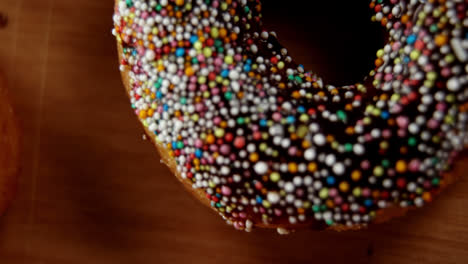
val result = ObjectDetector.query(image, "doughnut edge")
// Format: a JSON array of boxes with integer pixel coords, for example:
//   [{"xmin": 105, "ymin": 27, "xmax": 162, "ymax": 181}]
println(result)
[{"xmin": 0, "ymin": 71, "xmax": 20, "ymax": 218}]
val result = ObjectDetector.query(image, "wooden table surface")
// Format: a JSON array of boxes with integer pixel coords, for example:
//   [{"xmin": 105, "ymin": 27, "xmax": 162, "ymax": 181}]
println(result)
[{"xmin": 0, "ymin": 1, "xmax": 467, "ymax": 263}]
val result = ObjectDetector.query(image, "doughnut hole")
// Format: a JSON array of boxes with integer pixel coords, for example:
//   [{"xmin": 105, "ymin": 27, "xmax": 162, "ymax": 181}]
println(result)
[{"xmin": 262, "ymin": 1, "xmax": 385, "ymax": 86}]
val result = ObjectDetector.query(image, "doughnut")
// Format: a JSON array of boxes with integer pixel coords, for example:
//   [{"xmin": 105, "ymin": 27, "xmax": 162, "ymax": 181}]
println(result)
[
  {"xmin": 0, "ymin": 71, "xmax": 19, "ymax": 216},
  {"xmin": 112, "ymin": 0, "xmax": 468, "ymax": 232}
]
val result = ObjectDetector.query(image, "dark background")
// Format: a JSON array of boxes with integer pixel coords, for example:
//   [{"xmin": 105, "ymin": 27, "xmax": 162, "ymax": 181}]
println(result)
[{"xmin": 262, "ymin": 0, "xmax": 384, "ymax": 86}]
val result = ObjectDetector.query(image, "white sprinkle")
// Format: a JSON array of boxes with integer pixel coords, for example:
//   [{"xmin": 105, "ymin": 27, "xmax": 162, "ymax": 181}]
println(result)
[
  {"xmin": 451, "ymin": 38, "xmax": 467, "ymax": 62},
  {"xmin": 325, "ymin": 154, "xmax": 336, "ymax": 166},
  {"xmin": 332, "ymin": 163, "xmax": 345, "ymax": 175},
  {"xmin": 267, "ymin": 192, "xmax": 280, "ymax": 204},
  {"xmin": 145, "ymin": 50, "xmax": 156, "ymax": 61},
  {"xmin": 313, "ymin": 134, "xmax": 326, "ymax": 146},
  {"xmin": 304, "ymin": 148, "xmax": 316, "ymax": 161},
  {"xmin": 447, "ymin": 77, "xmax": 460, "ymax": 92},
  {"xmin": 229, "ymin": 70, "xmax": 240, "ymax": 80},
  {"xmin": 353, "ymin": 144, "xmax": 365, "ymax": 155},
  {"xmin": 254, "ymin": 161, "xmax": 268, "ymax": 175},
  {"xmin": 284, "ymin": 182, "xmax": 294, "ymax": 193},
  {"xmin": 277, "ymin": 227, "xmax": 290, "ymax": 235}
]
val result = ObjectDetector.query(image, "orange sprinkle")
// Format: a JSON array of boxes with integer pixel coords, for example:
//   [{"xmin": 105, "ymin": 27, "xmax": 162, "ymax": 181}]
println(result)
[
  {"xmin": 351, "ymin": 170, "xmax": 362, "ymax": 181},
  {"xmin": 288, "ymin": 162, "xmax": 298, "ymax": 173},
  {"xmin": 375, "ymin": 58, "xmax": 384, "ymax": 67},
  {"xmin": 396, "ymin": 160, "xmax": 407, "ymax": 173},
  {"xmin": 219, "ymin": 28, "xmax": 227, "ymax": 38},
  {"xmin": 206, "ymin": 134, "xmax": 215, "ymax": 144},
  {"xmin": 339, "ymin": 181, "xmax": 350, "ymax": 192},
  {"xmin": 249, "ymin": 152, "xmax": 259, "ymax": 163},
  {"xmin": 435, "ymin": 34, "xmax": 448, "ymax": 47},
  {"xmin": 422, "ymin": 192, "xmax": 432, "ymax": 202},
  {"xmin": 401, "ymin": 14, "xmax": 410, "ymax": 24},
  {"xmin": 185, "ymin": 67, "xmax": 195, "ymax": 76},
  {"xmin": 308, "ymin": 162, "xmax": 317, "ymax": 172}
]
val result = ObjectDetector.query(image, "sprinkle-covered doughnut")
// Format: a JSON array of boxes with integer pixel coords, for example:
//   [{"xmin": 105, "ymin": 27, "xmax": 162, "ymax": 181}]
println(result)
[{"xmin": 113, "ymin": 0, "xmax": 468, "ymax": 232}]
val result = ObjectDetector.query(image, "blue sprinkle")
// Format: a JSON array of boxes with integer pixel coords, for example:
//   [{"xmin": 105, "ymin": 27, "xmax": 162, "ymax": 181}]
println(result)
[
  {"xmin": 246, "ymin": 59, "xmax": 252, "ymax": 65},
  {"xmin": 175, "ymin": 48, "xmax": 185, "ymax": 57},
  {"xmin": 190, "ymin": 35, "xmax": 198, "ymax": 44},
  {"xmin": 172, "ymin": 142, "xmax": 177, "ymax": 149},
  {"xmin": 326, "ymin": 176, "xmax": 336, "ymax": 185},
  {"xmin": 163, "ymin": 104, "xmax": 169, "ymax": 111},
  {"xmin": 260, "ymin": 119, "xmax": 267, "ymax": 127},
  {"xmin": 364, "ymin": 199, "xmax": 373, "ymax": 207},
  {"xmin": 221, "ymin": 69, "xmax": 229, "ymax": 78},
  {"xmin": 381, "ymin": 111, "xmax": 390, "ymax": 120},
  {"xmin": 256, "ymin": 196, "xmax": 263, "ymax": 204},
  {"xmin": 297, "ymin": 106, "xmax": 305, "ymax": 113},
  {"xmin": 407, "ymin": 34, "xmax": 417, "ymax": 44},
  {"xmin": 156, "ymin": 91, "xmax": 163, "ymax": 99},
  {"xmin": 243, "ymin": 64, "xmax": 251, "ymax": 72},
  {"xmin": 404, "ymin": 56, "xmax": 410, "ymax": 63},
  {"xmin": 287, "ymin": 116, "xmax": 295, "ymax": 124},
  {"xmin": 195, "ymin": 149, "xmax": 203, "ymax": 158}
]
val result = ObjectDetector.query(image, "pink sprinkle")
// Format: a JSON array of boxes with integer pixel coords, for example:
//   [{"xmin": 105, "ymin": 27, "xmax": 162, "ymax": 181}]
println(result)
[
  {"xmin": 272, "ymin": 112, "xmax": 282, "ymax": 121},
  {"xmin": 221, "ymin": 186, "xmax": 232, "ymax": 196},
  {"xmin": 220, "ymin": 144, "xmax": 230, "ymax": 155},
  {"xmin": 428, "ymin": 119, "xmax": 439, "ymax": 129},
  {"xmin": 209, "ymin": 145, "xmax": 218, "ymax": 152},
  {"xmin": 195, "ymin": 139, "xmax": 203, "ymax": 148},
  {"xmin": 188, "ymin": 83, "xmax": 197, "ymax": 91},
  {"xmin": 392, "ymin": 104, "xmax": 402, "ymax": 113},
  {"xmin": 436, "ymin": 103, "xmax": 446, "ymax": 111},
  {"xmin": 409, "ymin": 159, "xmax": 420, "ymax": 172},
  {"xmin": 197, "ymin": 54, "xmax": 205, "ymax": 62},
  {"xmin": 334, "ymin": 197, "xmax": 343, "ymax": 205},
  {"xmin": 396, "ymin": 116, "xmax": 409, "ymax": 128},
  {"xmin": 397, "ymin": 129, "xmax": 407, "ymax": 137},
  {"xmin": 288, "ymin": 147, "xmax": 297, "ymax": 156},
  {"xmin": 382, "ymin": 129, "xmax": 392, "ymax": 138},
  {"xmin": 384, "ymin": 73, "xmax": 393, "ymax": 82},
  {"xmin": 274, "ymin": 209, "xmax": 282, "ymax": 216},
  {"xmin": 214, "ymin": 57, "xmax": 223, "ymax": 66},
  {"xmin": 362, "ymin": 188, "xmax": 371, "ymax": 197},
  {"xmin": 328, "ymin": 188, "xmax": 338, "ymax": 198},
  {"xmin": 211, "ymin": 87, "xmax": 220, "ymax": 95},
  {"xmin": 442, "ymin": 67, "xmax": 451, "ymax": 77},
  {"xmin": 361, "ymin": 160, "xmax": 370, "ymax": 170}
]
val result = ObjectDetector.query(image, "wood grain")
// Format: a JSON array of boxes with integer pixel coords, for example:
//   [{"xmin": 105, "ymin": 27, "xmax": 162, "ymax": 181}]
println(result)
[{"xmin": 0, "ymin": 0, "xmax": 467, "ymax": 263}]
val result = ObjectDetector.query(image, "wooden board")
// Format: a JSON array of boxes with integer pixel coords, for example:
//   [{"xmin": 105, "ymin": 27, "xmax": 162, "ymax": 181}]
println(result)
[{"xmin": 0, "ymin": 1, "xmax": 467, "ymax": 263}]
